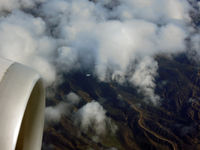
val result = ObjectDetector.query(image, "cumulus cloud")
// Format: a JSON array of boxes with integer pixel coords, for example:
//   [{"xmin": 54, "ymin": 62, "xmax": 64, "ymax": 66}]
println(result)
[
  {"xmin": 0, "ymin": 10, "xmax": 56, "ymax": 86},
  {"xmin": 0, "ymin": 0, "xmax": 196, "ymax": 104},
  {"xmin": 74, "ymin": 101, "xmax": 117, "ymax": 135},
  {"xmin": 130, "ymin": 56, "xmax": 159, "ymax": 105},
  {"xmin": 45, "ymin": 92, "xmax": 80, "ymax": 124},
  {"xmin": 45, "ymin": 97, "xmax": 117, "ymax": 137},
  {"xmin": 157, "ymin": 23, "xmax": 188, "ymax": 53},
  {"xmin": 45, "ymin": 102, "xmax": 70, "ymax": 124},
  {"xmin": 65, "ymin": 92, "xmax": 81, "ymax": 104},
  {"xmin": 102, "ymin": 0, "xmax": 191, "ymax": 22},
  {"xmin": 0, "ymin": 0, "xmax": 45, "ymax": 12},
  {"xmin": 36, "ymin": 0, "xmax": 191, "ymax": 103}
]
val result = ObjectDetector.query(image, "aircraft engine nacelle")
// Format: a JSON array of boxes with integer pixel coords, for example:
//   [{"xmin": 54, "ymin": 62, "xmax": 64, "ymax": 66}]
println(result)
[{"xmin": 0, "ymin": 58, "xmax": 45, "ymax": 150}]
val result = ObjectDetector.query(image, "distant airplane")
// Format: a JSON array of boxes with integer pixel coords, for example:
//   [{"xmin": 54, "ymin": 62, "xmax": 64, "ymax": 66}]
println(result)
[{"xmin": 0, "ymin": 58, "xmax": 45, "ymax": 150}]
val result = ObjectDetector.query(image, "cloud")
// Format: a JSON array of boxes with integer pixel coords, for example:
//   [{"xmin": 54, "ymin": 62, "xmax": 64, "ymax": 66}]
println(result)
[
  {"xmin": 0, "ymin": 0, "xmax": 195, "ymax": 104},
  {"xmin": 37, "ymin": 0, "xmax": 190, "ymax": 103},
  {"xmin": 130, "ymin": 56, "xmax": 159, "ymax": 105},
  {"xmin": 65, "ymin": 92, "xmax": 81, "ymax": 104},
  {"xmin": 74, "ymin": 101, "xmax": 117, "ymax": 135},
  {"xmin": 0, "ymin": 10, "xmax": 56, "ymax": 86},
  {"xmin": 157, "ymin": 23, "xmax": 188, "ymax": 53},
  {"xmin": 45, "ymin": 93, "xmax": 117, "ymax": 138},
  {"xmin": 0, "ymin": 0, "xmax": 24, "ymax": 11},
  {"xmin": 45, "ymin": 102, "xmax": 70, "ymax": 124},
  {"xmin": 0, "ymin": 0, "xmax": 45, "ymax": 11},
  {"xmin": 45, "ymin": 92, "xmax": 80, "ymax": 124},
  {"xmin": 103, "ymin": 0, "xmax": 191, "ymax": 22}
]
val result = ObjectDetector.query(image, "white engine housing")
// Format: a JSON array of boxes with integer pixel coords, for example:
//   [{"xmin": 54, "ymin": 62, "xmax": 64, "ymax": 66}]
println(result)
[{"xmin": 0, "ymin": 58, "xmax": 45, "ymax": 150}]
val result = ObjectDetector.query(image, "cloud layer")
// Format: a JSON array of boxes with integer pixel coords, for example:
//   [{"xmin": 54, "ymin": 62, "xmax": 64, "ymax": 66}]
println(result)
[{"xmin": 0, "ymin": 0, "xmax": 197, "ymax": 104}]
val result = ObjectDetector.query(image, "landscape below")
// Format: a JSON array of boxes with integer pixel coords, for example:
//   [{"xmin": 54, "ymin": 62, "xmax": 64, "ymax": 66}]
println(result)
[{"xmin": 42, "ymin": 54, "xmax": 200, "ymax": 150}]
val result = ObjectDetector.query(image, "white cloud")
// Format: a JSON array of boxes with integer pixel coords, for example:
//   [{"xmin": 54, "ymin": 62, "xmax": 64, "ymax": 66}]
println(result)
[
  {"xmin": 0, "ymin": 0, "xmax": 195, "ymax": 104},
  {"xmin": 66, "ymin": 92, "xmax": 81, "ymax": 104},
  {"xmin": 45, "ymin": 92, "xmax": 81, "ymax": 124},
  {"xmin": 110, "ymin": 0, "xmax": 190, "ymax": 22},
  {"xmin": 0, "ymin": 11, "xmax": 56, "ymax": 86},
  {"xmin": 74, "ymin": 101, "xmax": 116, "ymax": 135},
  {"xmin": 157, "ymin": 23, "xmax": 187, "ymax": 53},
  {"xmin": 130, "ymin": 56, "xmax": 159, "ymax": 105},
  {"xmin": 0, "ymin": 0, "xmax": 45, "ymax": 11},
  {"xmin": 45, "ymin": 102, "xmax": 70, "ymax": 124}
]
